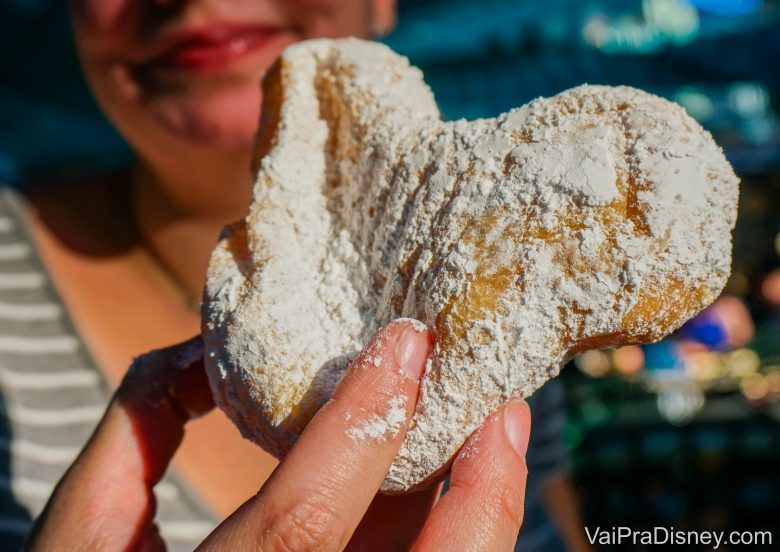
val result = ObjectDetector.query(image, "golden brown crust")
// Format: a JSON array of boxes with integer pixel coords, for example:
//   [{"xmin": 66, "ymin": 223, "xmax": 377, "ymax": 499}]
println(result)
[{"xmin": 202, "ymin": 38, "xmax": 739, "ymax": 492}]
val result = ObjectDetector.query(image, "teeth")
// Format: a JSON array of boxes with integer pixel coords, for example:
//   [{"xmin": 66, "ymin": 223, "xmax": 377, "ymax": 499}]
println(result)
[
  {"xmin": 202, "ymin": 38, "xmax": 739, "ymax": 493},
  {"xmin": 228, "ymin": 36, "xmax": 250, "ymax": 54}
]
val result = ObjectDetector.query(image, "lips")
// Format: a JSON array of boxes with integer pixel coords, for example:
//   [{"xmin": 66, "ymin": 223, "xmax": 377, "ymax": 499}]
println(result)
[{"xmin": 143, "ymin": 25, "xmax": 288, "ymax": 72}]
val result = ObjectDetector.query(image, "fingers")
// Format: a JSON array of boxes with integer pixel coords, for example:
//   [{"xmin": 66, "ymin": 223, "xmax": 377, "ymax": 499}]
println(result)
[
  {"xmin": 413, "ymin": 399, "xmax": 531, "ymax": 552},
  {"xmin": 346, "ymin": 484, "xmax": 443, "ymax": 552},
  {"xmin": 28, "ymin": 336, "xmax": 212, "ymax": 551},
  {"xmin": 199, "ymin": 319, "xmax": 432, "ymax": 551},
  {"xmin": 114, "ymin": 335, "xmax": 214, "ymax": 481}
]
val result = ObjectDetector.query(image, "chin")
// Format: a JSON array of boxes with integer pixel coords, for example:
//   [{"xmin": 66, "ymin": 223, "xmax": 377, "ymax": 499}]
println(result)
[{"xmin": 150, "ymin": 83, "xmax": 263, "ymax": 150}]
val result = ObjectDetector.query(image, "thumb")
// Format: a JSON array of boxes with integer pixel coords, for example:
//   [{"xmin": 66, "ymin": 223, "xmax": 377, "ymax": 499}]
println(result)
[{"xmin": 28, "ymin": 336, "xmax": 213, "ymax": 551}]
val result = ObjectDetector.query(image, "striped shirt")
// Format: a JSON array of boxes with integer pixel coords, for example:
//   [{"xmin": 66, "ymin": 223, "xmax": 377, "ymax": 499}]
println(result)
[{"xmin": 0, "ymin": 188, "xmax": 218, "ymax": 551}]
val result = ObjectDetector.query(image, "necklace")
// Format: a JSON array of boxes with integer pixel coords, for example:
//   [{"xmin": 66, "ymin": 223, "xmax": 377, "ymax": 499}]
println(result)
[
  {"xmin": 142, "ymin": 240, "xmax": 202, "ymax": 314},
  {"xmin": 129, "ymin": 167, "xmax": 204, "ymax": 315}
]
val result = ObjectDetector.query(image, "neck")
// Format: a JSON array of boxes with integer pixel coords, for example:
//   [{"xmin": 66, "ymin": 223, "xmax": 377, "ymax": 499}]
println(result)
[{"xmin": 132, "ymin": 150, "xmax": 253, "ymax": 301}]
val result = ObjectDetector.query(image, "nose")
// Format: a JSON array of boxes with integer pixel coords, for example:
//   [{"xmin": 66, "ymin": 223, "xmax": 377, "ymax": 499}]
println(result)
[{"xmin": 151, "ymin": 0, "xmax": 186, "ymax": 10}]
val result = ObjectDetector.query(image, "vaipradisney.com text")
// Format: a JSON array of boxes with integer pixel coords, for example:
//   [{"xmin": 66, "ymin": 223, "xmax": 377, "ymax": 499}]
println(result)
[{"xmin": 585, "ymin": 526, "xmax": 773, "ymax": 548}]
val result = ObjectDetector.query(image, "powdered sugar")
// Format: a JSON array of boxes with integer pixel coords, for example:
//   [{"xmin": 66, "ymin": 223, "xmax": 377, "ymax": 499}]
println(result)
[
  {"xmin": 202, "ymin": 38, "xmax": 738, "ymax": 493},
  {"xmin": 394, "ymin": 318, "xmax": 429, "ymax": 333},
  {"xmin": 346, "ymin": 395, "xmax": 408, "ymax": 442},
  {"xmin": 456, "ymin": 422, "xmax": 485, "ymax": 462}
]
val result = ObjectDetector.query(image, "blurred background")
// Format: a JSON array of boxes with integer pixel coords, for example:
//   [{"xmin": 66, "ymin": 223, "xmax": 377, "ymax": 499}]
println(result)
[{"xmin": 1, "ymin": 0, "xmax": 778, "ymax": 546}]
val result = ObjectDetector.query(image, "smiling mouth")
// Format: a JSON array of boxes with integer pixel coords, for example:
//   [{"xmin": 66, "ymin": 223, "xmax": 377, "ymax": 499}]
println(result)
[{"xmin": 143, "ymin": 25, "xmax": 289, "ymax": 72}]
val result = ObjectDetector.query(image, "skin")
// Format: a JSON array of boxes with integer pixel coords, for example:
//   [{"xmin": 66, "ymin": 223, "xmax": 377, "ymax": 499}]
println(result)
[
  {"xmin": 27, "ymin": 0, "xmax": 398, "ymax": 516},
  {"xmin": 24, "ymin": 0, "xmax": 589, "ymax": 548},
  {"xmin": 67, "ymin": 0, "xmax": 396, "ymax": 299},
  {"xmin": 27, "ymin": 321, "xmax": 532, "ymax": 550},
  {"xmin": 540, "ymin": 476, "xmax": 595, "ymax": 552}
]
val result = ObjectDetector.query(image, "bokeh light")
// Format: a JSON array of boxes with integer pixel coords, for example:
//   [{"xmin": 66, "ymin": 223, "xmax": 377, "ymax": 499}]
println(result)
[
  {"xmin": 760, "ymin": 269, "xmax": 780, "ymax": 305},
  {"xmin": 740, "ymin": 373, "xmax": 770, "ymax": 402},
  {"xmin": 724, "ymin": 348, "xmax": 761, "ymax": 378},
  {"xmin": 613, "ymin": 345, "xmax": 645, "ymax": 376},
  {"xmin": 689, "ymin": 0, "xmax": 764, "ymax": 16},
  {"xmin": 684, "ymin": 350, "xmax": 722, "ymax": 382},
  {"xmin": 575, "ymin": 350, "xmax": 611, "ymax": 378},
  {"xmin": 657, "ymin": 384, "xmax": 706, "ymax": 425}
]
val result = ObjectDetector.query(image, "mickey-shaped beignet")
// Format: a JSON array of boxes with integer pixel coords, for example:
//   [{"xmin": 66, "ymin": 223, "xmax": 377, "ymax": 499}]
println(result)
[{"xmin": 202, "ymin": 38, "xmax": 738, "ymax": 492}]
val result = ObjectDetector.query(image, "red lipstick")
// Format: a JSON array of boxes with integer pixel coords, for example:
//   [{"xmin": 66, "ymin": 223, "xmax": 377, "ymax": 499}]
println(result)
[{"xmin": 146, "ymin": 25, "xmax": 286, "ymax": 72}]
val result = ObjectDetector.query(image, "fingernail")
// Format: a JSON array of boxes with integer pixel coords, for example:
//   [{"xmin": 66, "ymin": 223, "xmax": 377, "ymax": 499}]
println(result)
[
  {"xmin": 504, "ymin": 399, "xmax": 531, "ymax": 457},
  {"xmin": 395, "ymin": 323, "xmax": 430, "ymax": 382}
]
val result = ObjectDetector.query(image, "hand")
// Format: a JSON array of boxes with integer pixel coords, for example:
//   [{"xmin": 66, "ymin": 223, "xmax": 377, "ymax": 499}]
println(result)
[{"xmin": 27, "ymin": 320, "xmax": 531, "ymax": 551}]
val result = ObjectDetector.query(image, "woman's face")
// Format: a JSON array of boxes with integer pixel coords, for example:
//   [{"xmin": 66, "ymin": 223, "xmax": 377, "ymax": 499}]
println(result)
[{"xmin": 70, "ymin": 0, "xmax": 394, "ymax": 156}]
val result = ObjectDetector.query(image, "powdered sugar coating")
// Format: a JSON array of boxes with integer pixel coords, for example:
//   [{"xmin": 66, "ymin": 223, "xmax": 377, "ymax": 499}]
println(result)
[
  {"xmin": 202, "ymin": 38, "xmax": 738, "ymax": 492},
  {"xmin": 347, "ymin": 395, "xmax": 408, "ymax": 442}
]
